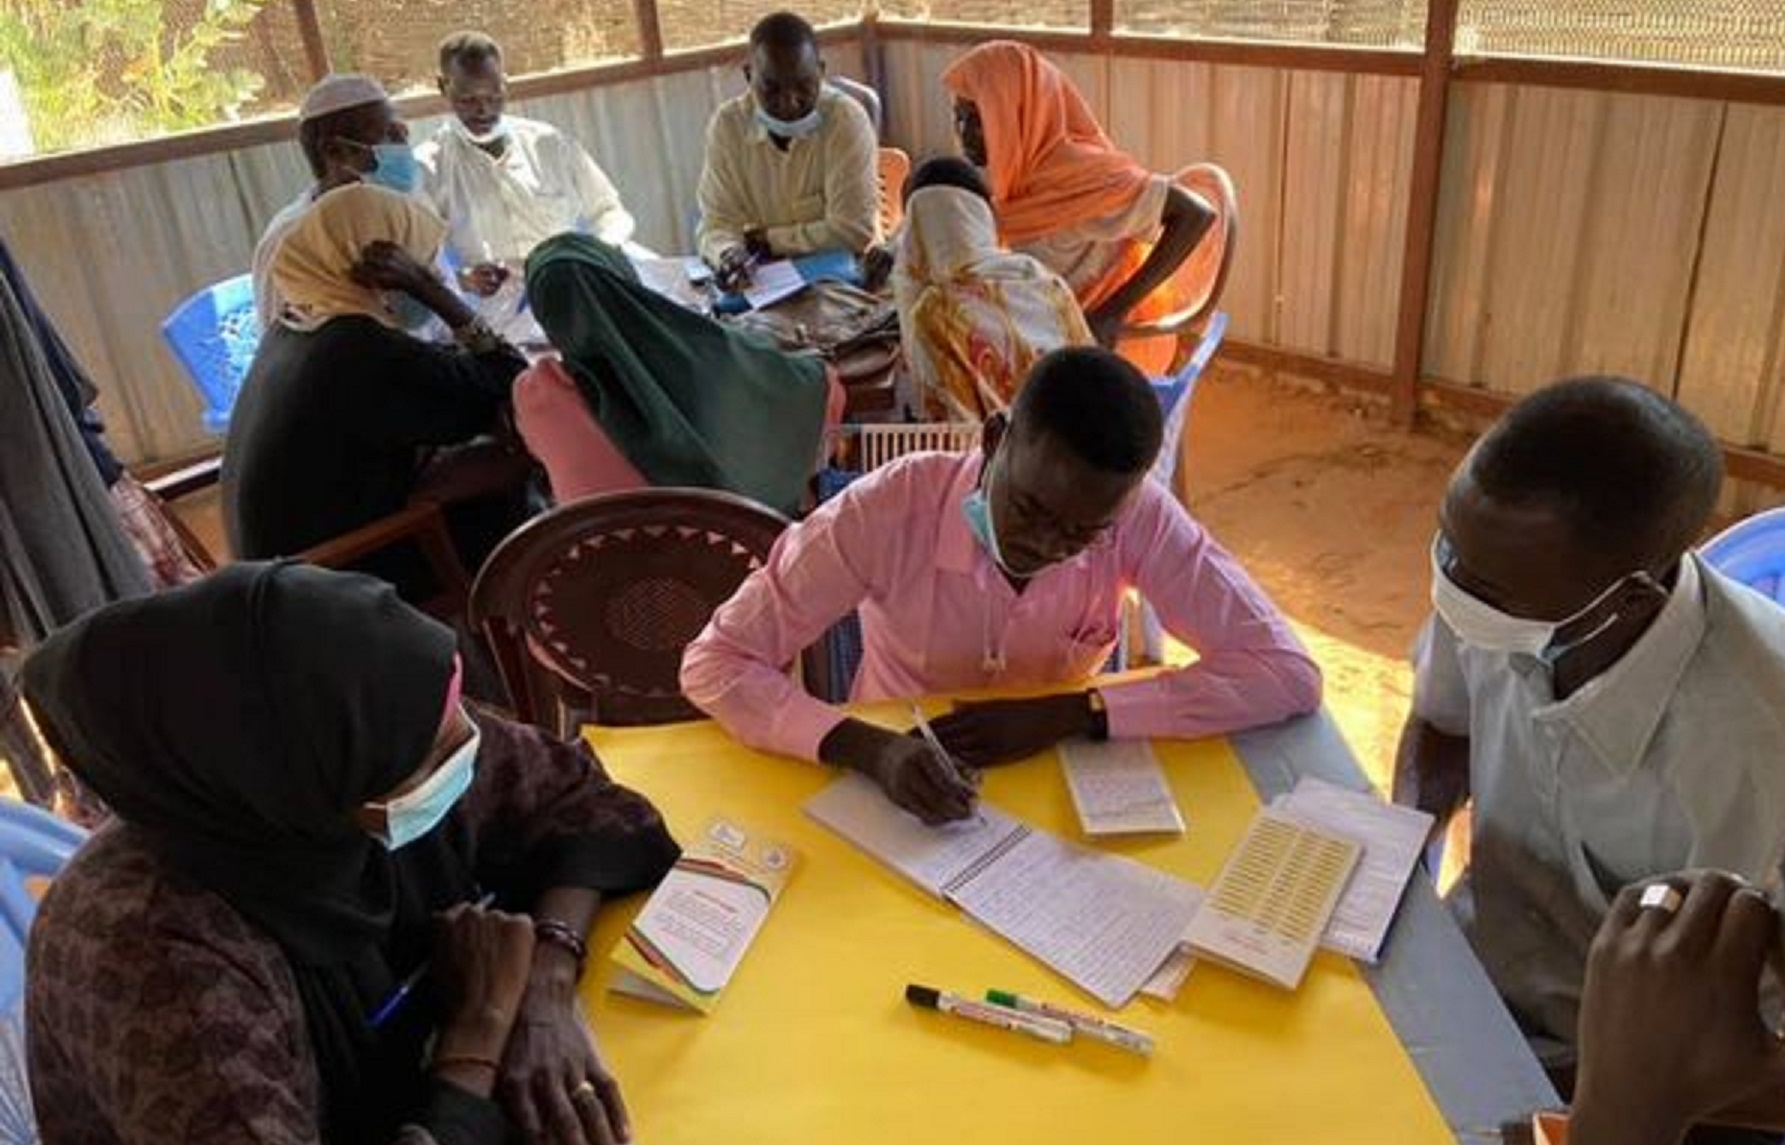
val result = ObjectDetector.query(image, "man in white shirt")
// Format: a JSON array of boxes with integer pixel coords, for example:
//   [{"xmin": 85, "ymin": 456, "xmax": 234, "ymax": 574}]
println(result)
[
  {"xmin": 416, "ymin": 31, "xmax": 638, "ymax": 341},
  {"xmin": 1394, "ymin": 377, "xmax": 1785, "ymax": 1087},
  {"xmin": 696, "ymin": 12, "xmax": 878, "ymax": 287},
  {"xmin": 251, "ymin": 75, "xmax": 416, "ymax": 329}
]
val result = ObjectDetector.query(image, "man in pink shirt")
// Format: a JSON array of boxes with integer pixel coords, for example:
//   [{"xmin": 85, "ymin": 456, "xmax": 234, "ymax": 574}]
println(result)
[{"xmin": 681, "ymin": 347, "xmax": 1321, "ymax": 822}]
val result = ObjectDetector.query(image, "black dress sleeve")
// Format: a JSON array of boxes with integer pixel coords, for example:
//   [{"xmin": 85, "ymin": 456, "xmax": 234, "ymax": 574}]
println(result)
[{"xmin": 460, "ymin": 710, "xmax": 682, "ymax": 903}]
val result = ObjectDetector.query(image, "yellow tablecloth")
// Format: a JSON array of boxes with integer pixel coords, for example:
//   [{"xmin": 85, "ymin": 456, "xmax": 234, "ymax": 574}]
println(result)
[{"xmin": 580, "ymin": 706, "xmax": 1453, "ymax": 1144}]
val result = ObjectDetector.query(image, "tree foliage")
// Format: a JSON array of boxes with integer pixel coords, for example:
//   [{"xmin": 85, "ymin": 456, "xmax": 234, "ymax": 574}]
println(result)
[{"xmin": 0, "ymin": 0, "xmax": 268, "ymax": 153}]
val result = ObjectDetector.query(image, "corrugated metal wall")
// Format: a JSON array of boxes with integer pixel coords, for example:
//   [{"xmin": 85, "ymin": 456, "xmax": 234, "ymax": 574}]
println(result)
[
  {"xmin": 4, "ymin": 32, "xmax": 1782, "ymax": 473},
  {"xmin": 1670, "ymin": 104, "xmax": 1785, "ymax": 454},
  {"xmin": 0, "ymin": 41, "xmax": 863, "ymax": 466},
  {"xmin": 879, "ymin": 40, "xmax": 1420, "ymax": 367},
  {"xmin": 1425, "ymin": 85, "xmax": 1785, "ymax": 454},
  {"xmin": 884, "ymin": 39, "xmax": 1785, "ymax": 473}
]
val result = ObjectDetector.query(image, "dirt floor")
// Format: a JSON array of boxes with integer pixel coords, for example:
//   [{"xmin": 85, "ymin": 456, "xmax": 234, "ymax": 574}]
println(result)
[
  {"xmin": 1177, "ymin": 365, "xmax": 1470, "ymax": 790},
  {"xmin": 169, "ymin": 365, "xmax": 1468, "ymax": 789}
]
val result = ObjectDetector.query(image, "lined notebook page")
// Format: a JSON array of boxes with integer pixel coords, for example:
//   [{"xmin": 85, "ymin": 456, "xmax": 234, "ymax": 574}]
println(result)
[
  {"xmin": 805, "ymin": 774, "xmax": 1204, "ymax": 1007},
  {"xmin": 1060, "ymin": 740, "xmax": 1186, "ymax": 836},
  {"xmin": 1183, "ymin": 810, "xmax": 1361, "ymax": 990},
  {"xmin": 947, "ymin": 830, "xmax": 1206, "ymax": 1009},
  {"xmin": 803, "ymin": 772, "xmax": 1025, "ymax": 897}
]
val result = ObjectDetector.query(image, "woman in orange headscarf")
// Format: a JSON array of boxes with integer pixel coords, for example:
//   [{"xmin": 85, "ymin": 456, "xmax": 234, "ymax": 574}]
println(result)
[{"xmin": 942, "ymin": 41, "xmax": 1215, "ymax": 372}]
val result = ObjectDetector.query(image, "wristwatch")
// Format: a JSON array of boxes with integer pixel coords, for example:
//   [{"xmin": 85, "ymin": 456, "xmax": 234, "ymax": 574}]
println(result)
[{"xmin": 1086, "ymin": 689, "xmax": 1110, "ymax": 741}]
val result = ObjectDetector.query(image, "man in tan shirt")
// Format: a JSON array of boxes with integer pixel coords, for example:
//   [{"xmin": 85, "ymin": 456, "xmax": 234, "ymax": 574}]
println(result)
[{"xmin": 696, "ymin": 12, "xmax": 878, "ymax": 285}]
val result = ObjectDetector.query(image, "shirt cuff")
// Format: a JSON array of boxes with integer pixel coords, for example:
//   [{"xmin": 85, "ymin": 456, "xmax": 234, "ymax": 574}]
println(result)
[
  {"xmin": 1097, "ymin": 675, "xmax": 1170, "ymax": 741},
  {"xmin": 408, "ymin": 1078, "xmax": 509, "ymax": 1145},
  {"xmin": 776, "ymin": 690, "xmax": 850, "ymax": 762}
]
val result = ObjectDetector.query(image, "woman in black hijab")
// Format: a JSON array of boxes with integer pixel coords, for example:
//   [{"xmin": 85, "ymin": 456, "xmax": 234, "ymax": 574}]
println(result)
[{"xmin": 22, "ymin": 561, "xmax": 679, "ymax": 1145}]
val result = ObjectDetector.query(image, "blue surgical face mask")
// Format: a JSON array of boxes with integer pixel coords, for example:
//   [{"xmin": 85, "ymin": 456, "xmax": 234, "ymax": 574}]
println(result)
[
  {"xmin": 962, "ymin": 452, "xmax": 1054, "ymax": 579},
  {"xmin": 386, "ymin": 290, "xmax": 436, "ymax": 333},
  {"xmin": 363, "ymin": 141, "xmax": 420, "ymax": 195},
  {"xmin": 365, "ymin": 718, "xmax": 479, "ymax": 850},
  {"xmin": 962, "ymin": 486, "xmax": 1005, "ymax": 570},
  {"xmin": 755, "ymin": 103, "xmax": 823, "ymax": 140}
]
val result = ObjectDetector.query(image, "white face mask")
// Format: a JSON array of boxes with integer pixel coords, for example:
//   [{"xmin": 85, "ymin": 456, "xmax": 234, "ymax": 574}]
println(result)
[
  {"xmin": 452, "ymin": 116, "xmax": 508, "ymax": 146},
  {"xmin": 1428, "ymin": 535, "xmax": 1633, "ymax": 662},
  {"xmin": 754, "ymin": 103, "xmax": 823, "ymax": 140}
]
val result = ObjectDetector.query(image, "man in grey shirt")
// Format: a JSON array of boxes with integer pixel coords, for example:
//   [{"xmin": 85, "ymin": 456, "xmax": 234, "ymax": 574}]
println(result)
[{"xmin": 1394, "ymin": 377, "xmax": 1785, "ymax": 1105}]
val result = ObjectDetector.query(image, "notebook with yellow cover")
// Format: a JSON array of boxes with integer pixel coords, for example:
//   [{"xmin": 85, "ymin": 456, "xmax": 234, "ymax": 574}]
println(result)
[
  {"xmin": 610, "ymin": 817, "xmax": 797, "ymax": 1013},
  {"xmin": 1182, "ymin": 808, "xmax": 1361, "ymax": 991}
]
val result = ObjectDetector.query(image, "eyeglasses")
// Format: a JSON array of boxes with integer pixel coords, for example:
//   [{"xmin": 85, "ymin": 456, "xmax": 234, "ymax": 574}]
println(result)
[{"xmin": 991, "ymin": 453, "xmax": 1118, "ymax": 556}]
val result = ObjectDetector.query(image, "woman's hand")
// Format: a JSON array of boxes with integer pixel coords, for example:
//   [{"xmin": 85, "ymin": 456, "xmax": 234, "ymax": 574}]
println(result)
[
  {"xmin": 350, "ymin": 241, "xmax": 440, "ymax": 297},
  {"xmin": 430, "ymin": 904, "xmax": 536, "ymax": 1097},
  {"xmin": 1083, "ymin": 305, "xmax": 1126, "ymax": 349},
  {"xmin": 499, "ymin": 1000, "xmax": 632, "ymax": 1145},
  {"xmin": 352, "ymin": 240, "xmax": 478, "ymax": 330}
]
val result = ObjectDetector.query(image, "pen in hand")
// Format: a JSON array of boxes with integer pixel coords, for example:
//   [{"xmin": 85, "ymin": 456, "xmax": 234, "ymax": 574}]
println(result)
[
  {"xmin": 910, "ymin": 704, "xmax": 986, "ymax": 827},
  {"xmin": 370, "ymin": 890, "xmax": 498, "ymax": 1029},
  {"xmin": 909, "ymin": 703, "xmax": 980, "ymax": 789}
]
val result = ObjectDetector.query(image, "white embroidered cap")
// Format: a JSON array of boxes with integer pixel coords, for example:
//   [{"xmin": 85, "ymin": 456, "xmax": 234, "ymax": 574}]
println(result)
[{"xmin": 299, "ymin": 74, "xmax": 390, "ymax": 123}]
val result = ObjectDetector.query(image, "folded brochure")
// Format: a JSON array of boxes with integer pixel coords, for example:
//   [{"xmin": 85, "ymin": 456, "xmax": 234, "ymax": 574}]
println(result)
[
  {"xmin": 610, "ymin": 816, "xmax": 796, "ymax": 1013},
  {"xmin": 1181, "ymin": 808, "xmax": 1360, "ymax": 991},
  {"xmin": 1274, "ymin": 777, "xmax": 1432, "ymax": 963}
]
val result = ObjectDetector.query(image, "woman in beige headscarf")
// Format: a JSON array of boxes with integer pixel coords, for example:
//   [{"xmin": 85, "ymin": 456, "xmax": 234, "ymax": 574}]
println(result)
[
  {"xmin": 269, "ymin": 179, "xmax": 453, "ymax": 332},
  {"xmin": 223, "ymin": 184, "xmax": 527, "ymax": 604},
  {"xmin": 892, "ymin": 157, "xmax": 1092, "ymax": 422}
]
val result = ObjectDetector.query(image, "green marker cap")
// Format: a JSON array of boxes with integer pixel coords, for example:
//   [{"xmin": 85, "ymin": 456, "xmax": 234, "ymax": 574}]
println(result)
[{"xmin": 985, "ymin": 989, "xmax": 1020, "ymax": 1008}]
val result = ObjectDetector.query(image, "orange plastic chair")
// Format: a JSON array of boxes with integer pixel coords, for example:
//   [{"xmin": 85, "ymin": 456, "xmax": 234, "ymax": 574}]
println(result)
[
  {"xmin": 1119, "ymin": 162, "xmax": 1240, "ymax": 374},
  {"xmin": 876, "ymin": 146, "xmax": 912, "ymax": 238}
]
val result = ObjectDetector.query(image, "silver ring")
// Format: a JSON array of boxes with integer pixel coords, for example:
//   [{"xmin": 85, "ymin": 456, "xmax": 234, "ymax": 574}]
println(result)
[
  {"xmin": 1639, "ymin": 884, "xmax": 1683, "ymax": 915},
  {"xmin": 571, "ymin": 1080, "xmax": 598, "ymax": 1105}
]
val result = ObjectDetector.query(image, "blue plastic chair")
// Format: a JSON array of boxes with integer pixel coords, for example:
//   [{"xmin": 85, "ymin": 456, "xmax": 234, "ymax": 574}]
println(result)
[
  {"xmin": 0, "ymin": 799, "xmax": 84, "ymax": 1144},
  {"xmin": 0, "ymin": 799, "xmax": 85, "ymax": 1005},
  {"xmin": 160, "ymin": 273, "xmax": 260, "ymax": 435},
  {"xmin": 1147, "ymin": 309, "xmax": 1228, "ymax": 497},
  {"xmin": 1135, "ymin": 310, "xmax": 1230, "ymax": 664},
  {"xmin": 1701, "ymin": 506, "xmax": 1785, "ymax": 605}
]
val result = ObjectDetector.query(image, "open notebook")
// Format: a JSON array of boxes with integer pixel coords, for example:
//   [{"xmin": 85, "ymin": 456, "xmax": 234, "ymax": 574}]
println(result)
[{"xmin": 806, "ymin": 773, "xmax": 1202, "ymax": 1008}]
